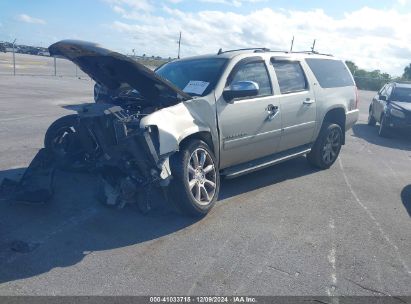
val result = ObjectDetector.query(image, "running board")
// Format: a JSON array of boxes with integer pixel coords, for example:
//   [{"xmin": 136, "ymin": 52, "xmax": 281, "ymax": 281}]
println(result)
[{"xmin": 221, "ymin": 145, "xmax": 311, "ymax": 179}]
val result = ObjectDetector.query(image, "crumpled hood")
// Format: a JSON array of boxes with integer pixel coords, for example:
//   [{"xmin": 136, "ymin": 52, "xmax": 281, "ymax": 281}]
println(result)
[
  {"xmin": 49, "ymin": 40, "xmax": 191, "ymax": 104},
  {"xmin": 391, "ymin": 101, "xmax": 411, "ymax": 112}
]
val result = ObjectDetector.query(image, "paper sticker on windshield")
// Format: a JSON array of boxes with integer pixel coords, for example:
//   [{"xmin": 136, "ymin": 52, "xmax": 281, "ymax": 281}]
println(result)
[{"xmin": 183, "ymin": 81, "xmax": 209, "ymax": 95}]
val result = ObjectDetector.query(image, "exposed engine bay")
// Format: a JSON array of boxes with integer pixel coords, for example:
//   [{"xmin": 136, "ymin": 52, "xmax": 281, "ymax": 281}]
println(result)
[
  {"xmin": 0, "ymin": 40, "xmax": 198, "ymax": 214},
  {"xmin": 1, "ymin": 85, "xmax": 174, "ymax": 213}
]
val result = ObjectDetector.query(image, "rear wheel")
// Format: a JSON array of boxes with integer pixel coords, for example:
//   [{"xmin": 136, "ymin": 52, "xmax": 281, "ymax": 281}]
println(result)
[
  {"xmin": 307, "ymin": 123, "xmax": 342, "ymax": 169},
  {"xmin": 170, "ymin": 140, "xmax": 220, "ymax": 217},
  {"xmin": 367, "ymin": 107, "xmax": 376, "ymax": 126}
]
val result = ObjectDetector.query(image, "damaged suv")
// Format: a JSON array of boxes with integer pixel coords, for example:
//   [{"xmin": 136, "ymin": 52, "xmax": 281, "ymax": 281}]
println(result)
[{"xmin": 22, "ymin": 41, "xmax": 359, "ymax": 217}]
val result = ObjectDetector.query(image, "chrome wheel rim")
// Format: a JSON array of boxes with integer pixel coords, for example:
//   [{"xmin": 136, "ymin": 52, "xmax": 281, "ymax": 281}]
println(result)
[
  {"xmin": 187, "ymin": 148, "xmax": 217, "ymax": 205},
  {"xmin": 322, "ymin": 129, "xmax": 340, "ymax": 164}
]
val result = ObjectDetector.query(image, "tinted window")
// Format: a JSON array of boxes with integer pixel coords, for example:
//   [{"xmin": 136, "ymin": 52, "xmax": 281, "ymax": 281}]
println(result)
[
  {"xmin": 271, "ymin": 61, "xmax": 308, "ymax": 94},
  {"xmin": 230, "ymin": 61, "xmax": 272, "ymax": 96},
  {"xmin": 306, "ymin": 58, "xmax": 354, "ymax": 88},
  {"xmin": 156, "ymin": 58, "xmax": 227, "ymax": 96},
  {"xmin": 391, "ymin": 87, "xmax": 411, "ymax": 103}
]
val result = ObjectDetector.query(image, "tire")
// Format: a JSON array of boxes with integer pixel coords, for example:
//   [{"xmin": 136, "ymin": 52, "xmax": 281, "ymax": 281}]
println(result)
[
  {"xmin": 169, "ymin": 140, "xmax": 220, "ymax": 217},
  {"xmin": 378, "ymin": 114, "xmax": 390, "ymax": 137},
  {"xmin": 307, "ymin": 123, "xmax": 343, "ymax": 170},
  {"xmin": 44, "ymin": 114, "xmax": 84, "ymax": 166},
  {"xmin": 367, "ymin": 107, "xmax": 376, "ymax": 126}
]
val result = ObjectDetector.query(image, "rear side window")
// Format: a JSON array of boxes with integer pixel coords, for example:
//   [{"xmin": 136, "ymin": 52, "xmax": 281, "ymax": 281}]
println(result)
[
  {"xmin": 306, "ymin": 58, "xmax": 354, "ymax": 88},
  {"xmin": 230, "ymin": 61, "xmax": 272, "ymax": 96},
  {"xmin": 271, "ymin": 61, "xmax": 308, "ymax": 94}
]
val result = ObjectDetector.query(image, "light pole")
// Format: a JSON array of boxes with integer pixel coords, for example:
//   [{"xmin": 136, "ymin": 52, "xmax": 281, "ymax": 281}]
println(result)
[{"xmin": 12, "ymin": 38, "xmax": 16, "ymax": 76}]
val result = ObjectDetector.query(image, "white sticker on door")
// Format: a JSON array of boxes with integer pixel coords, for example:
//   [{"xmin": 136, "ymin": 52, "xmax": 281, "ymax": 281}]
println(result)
[{"xmin": 183, "ymin": 81, "xmax": 209, "ymax": 95}]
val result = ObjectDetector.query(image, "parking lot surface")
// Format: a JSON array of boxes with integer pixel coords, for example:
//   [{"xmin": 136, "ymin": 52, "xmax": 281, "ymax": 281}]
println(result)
[{"xmin": 0, "ymin": 75, "xmax": 410, "ymax": 296}]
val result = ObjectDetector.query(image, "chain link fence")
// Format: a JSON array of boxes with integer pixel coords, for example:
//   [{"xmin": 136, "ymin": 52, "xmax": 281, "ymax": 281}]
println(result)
[{"xmin": 0, "ymin": 52, "xmax": 89, "ymax": 77}]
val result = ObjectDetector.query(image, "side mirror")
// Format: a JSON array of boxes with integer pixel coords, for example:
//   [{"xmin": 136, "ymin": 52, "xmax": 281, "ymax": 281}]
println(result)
[
  {"xmin": 379, "ymin": 95, "xmax": 387, "ymax": 101},
  {"xmin": 223, "ymin": 81, "xmax": 259, "ymax": 101}
]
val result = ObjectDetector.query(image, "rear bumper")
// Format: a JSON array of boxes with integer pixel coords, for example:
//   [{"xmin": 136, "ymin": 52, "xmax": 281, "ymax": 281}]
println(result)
[{"xmin": 345, "ymin": 109, "xmax": 359, "ymax": 131}]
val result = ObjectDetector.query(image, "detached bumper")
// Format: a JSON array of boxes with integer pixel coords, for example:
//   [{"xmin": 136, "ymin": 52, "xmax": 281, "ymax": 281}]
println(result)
[{"xmin": 345, "ymin": 109, "xmax": 359, "ymax": 131}]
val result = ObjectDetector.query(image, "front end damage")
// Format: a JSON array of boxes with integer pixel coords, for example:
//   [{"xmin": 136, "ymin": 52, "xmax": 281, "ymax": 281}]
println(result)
[{"xmin": 1, "ymin": 103, "xmax": 173, "ymax": 212}]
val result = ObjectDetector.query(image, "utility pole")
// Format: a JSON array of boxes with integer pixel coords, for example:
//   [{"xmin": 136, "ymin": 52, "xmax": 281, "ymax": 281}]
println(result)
[
  {"xmin": 289, "ymin": 36, "xmax": 294, "ymax": 52},
  {"xmin": 177, "ymin": 31, "xmax": 181, "ymax": 59},
  {"xmin": 311, "ymin": 39, "xmax": 316, "ymax": 52},
  {"xmin": 12, "ymin": 38, "xmax": 16, "ymax": 76}
]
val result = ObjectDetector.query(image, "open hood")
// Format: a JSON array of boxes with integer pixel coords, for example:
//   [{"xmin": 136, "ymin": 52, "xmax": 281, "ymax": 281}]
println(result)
[{"xmin": 49, "ymin": 40, "xmax": 191, "ymax": 104}]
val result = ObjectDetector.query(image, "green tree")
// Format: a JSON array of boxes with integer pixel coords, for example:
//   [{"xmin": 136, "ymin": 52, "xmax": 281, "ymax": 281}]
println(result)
[
  {"xmin": 402, "ymin": 63, "xmax": 411, "ymax": 80},
  {"xmin": 345, "ymin": 60, "xmax": 358, "ymax": 75}
]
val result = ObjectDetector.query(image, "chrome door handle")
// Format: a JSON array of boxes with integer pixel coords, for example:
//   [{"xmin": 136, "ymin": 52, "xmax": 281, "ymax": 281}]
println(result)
[
  {"xmin": 266, "ymin": 104, "xmax": 279, "ymax": 120},
  {"xmin": 303, "ymin": 98, "xmax": 315, "ymax": 105}
]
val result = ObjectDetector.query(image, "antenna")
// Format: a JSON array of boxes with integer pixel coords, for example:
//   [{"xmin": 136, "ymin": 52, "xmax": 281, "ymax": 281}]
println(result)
[
  {"xmin": 290, "ymin": 36, "xmax": 294, "ymax": 52},
  {"xmin": 177, "ymin": 31, "xmax": 182, "ymax": 59},
  {"xmin": 311, "ymin": 39, "xmax": 316, "ymax": 52}
]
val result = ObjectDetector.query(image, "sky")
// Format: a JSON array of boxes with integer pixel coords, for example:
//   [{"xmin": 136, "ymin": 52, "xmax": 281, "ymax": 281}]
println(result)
[{"xmin": 0, "ymin": 0, "xmax": 411, "ymax": 76}]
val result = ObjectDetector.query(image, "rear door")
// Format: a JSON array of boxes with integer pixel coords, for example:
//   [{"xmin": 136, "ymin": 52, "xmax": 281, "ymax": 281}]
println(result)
[
  {"xmin": 270, "ymin": 59, "xmax": 317, "ymax": 152},
  {"xmin": 217, "ymin": 57, "xmax": 282, "ymax": 168}
]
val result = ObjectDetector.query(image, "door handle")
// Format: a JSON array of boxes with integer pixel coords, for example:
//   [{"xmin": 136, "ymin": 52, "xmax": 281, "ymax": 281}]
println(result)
[
  {"xmin": 303, "ymin": 98, "xmax": 315, "ymax": 105},
  {"xmin": 266, "ymin": 104, "xmax": 279, "ymax": 120}
]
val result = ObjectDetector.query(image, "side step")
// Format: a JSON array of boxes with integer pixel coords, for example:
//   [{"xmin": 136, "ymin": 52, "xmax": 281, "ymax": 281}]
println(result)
[{"xmin": 221, "ymin": 145, "xmax": 311, "ymax": 179}]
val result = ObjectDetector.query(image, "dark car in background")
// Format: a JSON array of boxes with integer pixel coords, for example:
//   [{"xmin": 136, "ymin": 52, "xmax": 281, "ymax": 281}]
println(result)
[{"xmin": 368, "ymin": 82, "xmax": 411, "ymax": 136}]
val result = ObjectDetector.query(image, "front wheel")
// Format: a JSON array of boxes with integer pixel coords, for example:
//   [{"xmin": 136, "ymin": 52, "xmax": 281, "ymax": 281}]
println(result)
[
  {"xmin": 307, "ymin": 123, "xmax": 343, "ymax": 169},
  {"xmin": 170, "ymin": 140, "xmax": 220, "ymax": 217},
  {"xmin": 368, "ymin": 107, "xmax": 376, "ymax": 126},
  {"xmin": 44, "ymin": 114, "xmax": 85, "ymax": 168},
  {"xmin": 378, "ymin": 114, "xmax": 390, "ymax": 137}
]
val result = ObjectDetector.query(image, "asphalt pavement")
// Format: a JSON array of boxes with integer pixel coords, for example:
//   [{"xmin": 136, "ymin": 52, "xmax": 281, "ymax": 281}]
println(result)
[{"xmin": 0, "ymin": 76, "xmax": 410, "ymax": 296}]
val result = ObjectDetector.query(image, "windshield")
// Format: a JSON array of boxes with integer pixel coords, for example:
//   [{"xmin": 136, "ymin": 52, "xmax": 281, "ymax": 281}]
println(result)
[
  {"xmin": 156, "ymin": 58, "xmax": 228, "ymax": 96},
  {"xmin": 391, "ymin": 87, "xmax": 411, "ymax": 103}
]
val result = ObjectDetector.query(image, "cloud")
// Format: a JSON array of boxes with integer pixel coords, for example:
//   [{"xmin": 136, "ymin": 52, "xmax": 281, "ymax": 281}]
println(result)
[
  {"xmin": 108, "ymin": 5, "xmax": 411, "ymax": 76},
  {"xmin": 17, "ymin": 14, "xmax": 46, "ymax": 25},
  {"xmin": 199, "ymin": 0, "xmax": 267, "ymax": 6},
  {"xmin": 105, "ymin": 0, "xmax": 153, "ymax": 12}
]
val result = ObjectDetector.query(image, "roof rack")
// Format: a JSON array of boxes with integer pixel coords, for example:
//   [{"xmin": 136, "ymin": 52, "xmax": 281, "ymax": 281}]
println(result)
[
  {"xmin": 289, "ymin": 50, "xmax": 333, "ymax": 57},
  {"xmin": 216, "ymin": 48, "xmax": 334, "ymax": 57},
  {"xmin": 217, "ymin": 48, "xmax": 271, "ymax": 55}
]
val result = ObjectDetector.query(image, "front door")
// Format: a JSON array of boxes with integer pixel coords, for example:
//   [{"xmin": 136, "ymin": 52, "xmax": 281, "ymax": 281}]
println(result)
[
  {"xmin": 217, "ymin": 58, "xmax": 282, "ymax": 168},
  {"xmin": 270, "ymin": 59, "xmax": 317, "ymax": 152}
]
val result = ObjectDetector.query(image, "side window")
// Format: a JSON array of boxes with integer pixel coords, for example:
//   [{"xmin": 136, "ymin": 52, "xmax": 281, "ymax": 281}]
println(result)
[
  {"xmin": 271, "ymin": 61, "xmax": 308, "ymax": 94},
  {"xmin": 229, "ymin": 61, "xmax": 272, "ymax": 97},
  {"xmin": 379, "ymin": 85, "xmax": 387, "ymax": 96},
  {"xmin": 385, "ymin": 85, "xmax": 393, "ymax": 98}
]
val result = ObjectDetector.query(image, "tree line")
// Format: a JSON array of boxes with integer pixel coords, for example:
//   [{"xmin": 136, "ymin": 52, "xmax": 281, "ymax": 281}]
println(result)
[{"xmin": 345, "ymin": 61, "xmax": 411, "ymax": 91}]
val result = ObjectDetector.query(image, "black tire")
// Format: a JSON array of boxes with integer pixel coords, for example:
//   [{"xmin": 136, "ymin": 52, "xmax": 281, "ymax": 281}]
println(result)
[
  {"xmin": 307, "ymin": 123, "xmax": 343, "ymax": 170},
  {"xmin": 44, "ymin": 114, "xmax": 84, "ymax": 166},
  {"xmin": 378, "ymin": 114, "xmax": 390, "ymax": 137},
  {"xmin": 367, "ymin": 107, "xmax": 376, "ymax": 126},
  {"xmin": 169, "ymin": 140, "xmax": 220, "ymax": 217}
]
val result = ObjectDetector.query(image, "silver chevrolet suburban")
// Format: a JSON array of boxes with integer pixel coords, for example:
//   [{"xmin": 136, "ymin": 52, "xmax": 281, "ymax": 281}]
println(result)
[{"xmin": 41, "ymin": 41, "xmax": 359, "ymax": 217}]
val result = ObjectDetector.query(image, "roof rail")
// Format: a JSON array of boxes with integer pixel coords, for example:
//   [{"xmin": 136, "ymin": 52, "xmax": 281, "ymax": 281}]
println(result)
[
  {"xmin": 290, "ymin": 50, "xmax": 333, "ymax": 57},
  {"xmin": 216, "ymin": 48, "xmax": 333, "ymax": 57},
  {"xmin": 217, "ymin": 47, "xmax": 270, "ymax": 55}
]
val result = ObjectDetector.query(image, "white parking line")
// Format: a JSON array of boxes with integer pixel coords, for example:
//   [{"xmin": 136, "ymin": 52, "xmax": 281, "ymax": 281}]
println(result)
[{"xmin": 338, "ymin": 157, "xmax": 411, "ymax": 275}]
